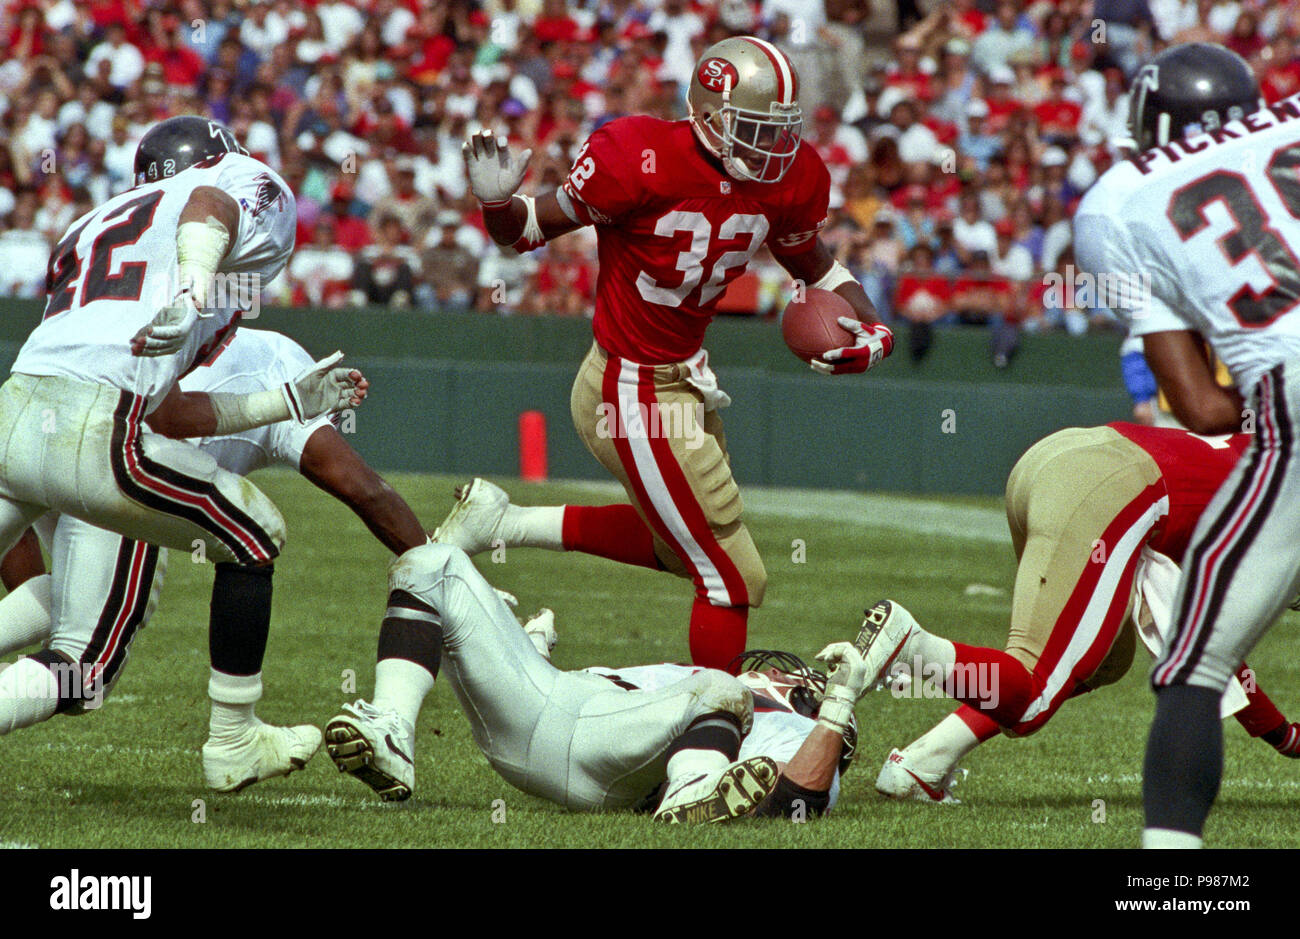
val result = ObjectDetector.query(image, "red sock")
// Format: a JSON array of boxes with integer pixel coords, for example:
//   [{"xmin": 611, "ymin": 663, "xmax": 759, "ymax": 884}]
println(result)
[
  {"xmin": 561, "ymin": 505, "xmax": 658, "ymax": 569},
  {"xmin": 954, "ymin": 704, "xmax": 1002, "ymax": 741},
  {"xmin": 947, "ymin": 642, "xmax": 1040, "ymax": 727},
  {"xmin": 1234, "ymin": 662, "xmax": 1288, "ymax": 738},
  {"xmin": 689, "ymin": 599, "xmax": 748, "ymax": 673}
]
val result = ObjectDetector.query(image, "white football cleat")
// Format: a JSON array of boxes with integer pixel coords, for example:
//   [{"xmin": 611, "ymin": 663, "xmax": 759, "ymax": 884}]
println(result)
[
  {"xmin": 854, "ymin": 599, "xmax": 921, "ymax": 688},
  {"xmin": 875, "ymin": 748, "xmax": 968, "ymax": 805},
  {"xmin": 324, "ymin": 700, "xmax": 416, "ymax": 802},
  {"xmin": 522, "ymin": 608, "xmax": 557, "ymax": 659},
  {"xmin": 202, "ymin": 720, "xmax": 322, "ymax": 792},
  {"xmin": 654, "ymin": 756, "xmax": 779, "ymax": 824},
  {"xmin": 432, "ymin": 477, "xmax": 510, "ymax": 556}
]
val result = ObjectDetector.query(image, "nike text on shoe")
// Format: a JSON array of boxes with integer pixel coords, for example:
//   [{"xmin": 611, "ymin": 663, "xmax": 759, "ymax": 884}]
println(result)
[
  {"xmin": 202, "ymin": 720, "xmax": 322, "ymax": 793},
  {"xmin": 654, "ymin": 756, "xmax": 779, "ymax": 824},
  {"xmin": 431, "ymin": 477, "xmax": 509, "ymax": 556},
  {"xmin": 325, "ymin": 700, "xmax": 416, "ymax": 802},
  {"xmin": 875, "ymin": 748, "xmax": 968, "ymax": 805},
  {"xmin": 854, "ymin": 600, "xmax": 920, "ymax": 688}
]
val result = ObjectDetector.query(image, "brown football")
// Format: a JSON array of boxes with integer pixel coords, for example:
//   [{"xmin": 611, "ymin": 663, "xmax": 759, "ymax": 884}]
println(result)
[{"xmin": 781, "ymin": 288, "xmax": 856, "ymax": 364}]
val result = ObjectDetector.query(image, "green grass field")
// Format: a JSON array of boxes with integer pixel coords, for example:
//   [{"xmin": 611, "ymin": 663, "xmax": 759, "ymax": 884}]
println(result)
[{"xmin": 2, "ymin": 470, "xmax": 1298, "ymax": 849}]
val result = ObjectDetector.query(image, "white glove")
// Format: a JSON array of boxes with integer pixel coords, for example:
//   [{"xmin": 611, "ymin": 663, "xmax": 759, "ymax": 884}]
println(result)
[
  {"xmin": 522, "ymin": 608, "xmax": 558, "ymax": 660},
  {"xmin": 131, "ymin": 290, "xmax": 203, "ymax": 357},
  {"xmin": 285, "ymin": 351, "xmax": 366, "ymax": 421},
  {"xmin": 810, "ymin": 317, "xmax": 894, "ymax": 375},
  {"xmin": 494, "ymin": 588, "xmax": 519, "ymax": 610},
  {"xmin": 814, "ymin": 641, "xmax": 871, "ymax": 735},
  {"xmin": 462, "ymin": 129, "xmax": 532, "ymax": 207}
]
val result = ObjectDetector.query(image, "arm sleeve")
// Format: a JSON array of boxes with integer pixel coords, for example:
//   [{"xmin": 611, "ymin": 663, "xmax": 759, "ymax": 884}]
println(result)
[
  {"xmin": 770, "ymin": 150, "xmax": 830, "ymax": 254},
  {"xmin": 1073, "ymin": 207, "xmax": 1187, "ymax": 335},
  {"xmin": 213, "ymin": 154, "xmax": 298, "ymax": 283},
  {"xmin": 559, "ymin": 124, "xmax": 644, "ymax": 226}
]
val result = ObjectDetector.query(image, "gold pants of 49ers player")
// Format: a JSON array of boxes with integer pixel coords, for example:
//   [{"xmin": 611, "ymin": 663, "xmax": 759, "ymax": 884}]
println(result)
[
  {"xmin": 997, "ymin": 425, "xmax": 1165, "ymax": 734},
  {"xmin": 570, "ymin": 342, "xmax": 766, "ymax": 609}
]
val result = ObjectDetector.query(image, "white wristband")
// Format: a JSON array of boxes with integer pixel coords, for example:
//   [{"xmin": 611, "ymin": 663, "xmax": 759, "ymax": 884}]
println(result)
[
  {"xmin": 177, "ymin": 217, "xmax": 231, "ymax": 308},
  {"xmin": 810, "ymin": 259, "xmax": 857, "ymax": 292},
  {"xmin": 816, "ymin": 686, "xmax": 856, "ymax": 736},
  {"xmin": 207, "ymin": 388, "xmax": 292, "ymax": 436}
]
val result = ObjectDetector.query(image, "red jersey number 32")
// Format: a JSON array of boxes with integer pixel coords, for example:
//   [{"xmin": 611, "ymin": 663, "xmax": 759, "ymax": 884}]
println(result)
[{"xmin": 636, "ymin": 211, "xmax": 769, "ymax": 307}]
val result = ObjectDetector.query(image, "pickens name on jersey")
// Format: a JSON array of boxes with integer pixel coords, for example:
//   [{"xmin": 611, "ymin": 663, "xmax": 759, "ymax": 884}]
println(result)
[
  {"xmin": 558, "ymin": 116, "xmax": 831, "ymax": 364},
  {"xmin": 1074, "ymin": 91, "xmax": 1300, "ymax": 392},
  {"xmin": 12, "ymin": 153, "xmax": 296, "ymax": 410}
]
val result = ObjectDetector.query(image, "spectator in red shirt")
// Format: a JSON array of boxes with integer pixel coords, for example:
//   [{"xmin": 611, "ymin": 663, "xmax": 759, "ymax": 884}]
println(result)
[
  {"xmin": 144, "ymin": 22, "xmax": 206, "ymax": 88},
  {"xmin": 534, "ymin": 0, "xmax": 581, "ymax": 43},
  {"xmin": 1262, "ymin": 35, "xmax": 1300, "ymax": 103},
  {"xmin": 1033, "ymin": 70, "xmax": 1083, "ymax": 143}
]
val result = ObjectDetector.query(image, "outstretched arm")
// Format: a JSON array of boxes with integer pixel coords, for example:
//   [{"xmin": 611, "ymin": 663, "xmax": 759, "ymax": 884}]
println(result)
[
  {"xmin": 145, "ymin": 358, "xmax": 369, "ymax": 438},
  {"xmin": 296, "ymin": 425, "xmax": 427, "ymax": 555},
  {"xmin": 464, "ymin": 130, "xmax": 583, "ymax": 251}
]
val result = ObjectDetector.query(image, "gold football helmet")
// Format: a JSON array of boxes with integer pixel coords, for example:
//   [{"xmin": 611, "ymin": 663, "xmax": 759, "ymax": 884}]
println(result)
[{"xmin": 687, "ymin": 35, "xmax": 802, "ymax": 183}]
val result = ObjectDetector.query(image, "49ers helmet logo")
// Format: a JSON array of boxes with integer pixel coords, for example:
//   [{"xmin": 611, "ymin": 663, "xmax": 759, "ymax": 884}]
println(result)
[{"xmin": 697, "ymin": 57, "xmax": 740, "ymax": 93}]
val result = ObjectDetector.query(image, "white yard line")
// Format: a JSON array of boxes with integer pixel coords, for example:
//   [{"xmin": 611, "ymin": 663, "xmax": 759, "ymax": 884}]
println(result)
[{"xmin": 555, "ymin": 479, "xmax": 1011, "ymax": 544}]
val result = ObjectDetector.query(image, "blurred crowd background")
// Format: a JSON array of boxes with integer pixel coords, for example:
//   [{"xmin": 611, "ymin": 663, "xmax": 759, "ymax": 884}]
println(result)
[{"xmin": 3, "ymin": 0, "xmax": 1300, "ymax": 361}]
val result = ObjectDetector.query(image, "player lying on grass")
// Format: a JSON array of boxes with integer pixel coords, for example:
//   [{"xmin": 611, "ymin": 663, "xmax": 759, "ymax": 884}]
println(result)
[
  {"xmin": 461, "ymin": 35, "xmax": 892, "ymax": 672},
  {"xmin": 851, "ymin": 421, "xmax": 1300, "ymax": 804},
  {"xmin": 0, "ymin": 328, "xmax": 426, "ymax": 792},
  {"xmin": 324, "ymin": 541, "xmax": 864, "ymax": 821}
]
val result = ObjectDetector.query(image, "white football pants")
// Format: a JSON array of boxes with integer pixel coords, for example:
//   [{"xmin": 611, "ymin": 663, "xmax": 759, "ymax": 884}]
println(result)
[
  {"xmin": 388, "ymin": 543, "xmax": 754, "ymax": 811},
  {"xmin": 0, "ymin": 373, "xmax": 284, "ymax": 566}
]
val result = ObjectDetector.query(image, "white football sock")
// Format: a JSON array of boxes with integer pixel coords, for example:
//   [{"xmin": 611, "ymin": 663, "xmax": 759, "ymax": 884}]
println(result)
[
  {"xmin": 373, "ymin": 657, "xmax": 435, "ymax": 730},
  {"xmin": 909, "ymin": 629, "xmax": 957, "ymax": 676},
  {"xmin": 1142, "ymin": 827, "xmax": 1203, "ymax": 848},
  {"xmin": 0, "ymin": 657, "xmax": 60, "ymax": 734},
  {"xmin": 0, "ymin": 574, "xmax": 53, "ymax": 656},
  {"xmin": 500, "ymin": 505, "xmax": 565, "ymax": 550},
  {"xmin": 665, "ymin": 747, "xmax": 729, "ymax": 788},
  {"xmin": 207, "ymin": 669, "xmax": 262, "ymax": 741},
  {"xmin": 902, "ymin": 712, "xmax": 983, "ymax": 776}
]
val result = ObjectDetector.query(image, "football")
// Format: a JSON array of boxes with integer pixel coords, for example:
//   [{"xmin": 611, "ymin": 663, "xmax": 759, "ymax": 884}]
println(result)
[{"xmin": 780, "ymin": 288, "xmax": 856, "ymax": 363}]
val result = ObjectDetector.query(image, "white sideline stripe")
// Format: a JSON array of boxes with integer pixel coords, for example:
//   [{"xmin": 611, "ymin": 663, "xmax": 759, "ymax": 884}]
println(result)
[
  {"xmin": 36, "ymin": 741, "xmax": 194, "ymax": 758},
  {"xmin": 551, "ymin": 478, "xmax": 1012, "ymax": 545},
  {"xmin": 1016, "ymin": 496, "xmax": 1167, "ymax": 723},
  {"xmin": 1069, "ymin": 772, "xmax": 1300, "ymax": 790},
  {"xmin": 616, "ymin": 361, "xmax": 732, "ymax": 605},
  {"xmin": 241, "ymin": 793, "xmax": 388, "ymax": 809},
  {"xmin": 0, "ymin": 841, "xmax": 38, "ymax": 849}
]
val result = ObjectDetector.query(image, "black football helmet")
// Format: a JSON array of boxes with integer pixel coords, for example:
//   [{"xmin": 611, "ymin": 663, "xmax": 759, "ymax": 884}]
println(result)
[
  {"xmin": 133, "ymin": 115, "xmax": 248, "ymax": 186},
  {"xmin": 1127, "ymin": 42, "xmax": 1262, "ymax": 152},
  {"xmin": 729, "ymin": 648, "xmax": 858, "ymax": 776}
]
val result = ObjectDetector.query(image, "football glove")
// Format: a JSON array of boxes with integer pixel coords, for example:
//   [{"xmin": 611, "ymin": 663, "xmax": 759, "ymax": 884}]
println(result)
[
  {"xmin": 286, "ymin": 351, "xmax": 367, "ymax": 421},
  {"xmin": 811, "ymin": 317, "xmax": 894, "ymax": 376},
  {"xmin": 463, "ymin": 129, "xmax": 532, "ymax": 208},
  {"xmin": 814, "ymin": 641, "xmax": 871, "ymax": 736},
  {"xmin": 131, "ymin": 289, "xmax": 204, "ymax": 357}
]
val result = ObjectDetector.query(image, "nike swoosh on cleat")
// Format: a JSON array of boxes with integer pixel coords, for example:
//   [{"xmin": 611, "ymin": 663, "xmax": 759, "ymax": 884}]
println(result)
[
  {"xmin": 385, "ymin": 734, "xmax": 414, "ymax": 766},
  {"xmin": 903, "ymin": 768, "xmax": 947, "ymax": 802}
]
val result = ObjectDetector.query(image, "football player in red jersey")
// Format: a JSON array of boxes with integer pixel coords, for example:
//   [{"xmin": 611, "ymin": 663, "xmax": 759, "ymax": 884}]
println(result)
[
  {"xmin": 439, "ymin": 36, "xmax": 893, "ymax": 671},
  {"xmin": 849, "ymin": 421, "xmax": 1300, "ymax": 804}
]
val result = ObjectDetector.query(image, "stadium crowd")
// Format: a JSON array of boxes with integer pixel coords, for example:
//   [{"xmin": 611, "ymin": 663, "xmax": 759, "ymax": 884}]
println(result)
[{"xmin": 3, "ymin": 0, "xmax": 1300, "ymax": 358}]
